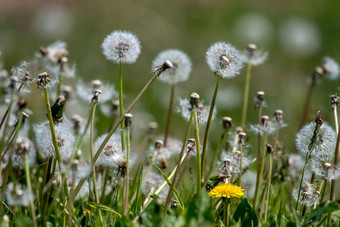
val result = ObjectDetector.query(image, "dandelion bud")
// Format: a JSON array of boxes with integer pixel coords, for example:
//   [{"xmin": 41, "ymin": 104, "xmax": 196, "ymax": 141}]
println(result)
[
  {"xmin": 266, "ymin": 143, "xmax": 273, "ymax": 154},
  {"xmin": 255, "ymin": 91, "xmax": 265, "ymax": 109},
  {"xmin": 274, "ymin": 109, "xmax": 283, "ymax": 124},
  {"xmin": 51, "ymin": 96, "xmax": 66, "ymax": 123},
  {"xmin": 171, "ymin": 200, "xmax": 178, "ymax": 209},
  {"xmin": 222, "ymin": 116, "xmax": 232, "ymax": 129},
  {"xmin": 186, "ymin": 138, "xmax": 196, "ymax": 153},
  {"xmin": 91, "ymin": 80, "xmax": 103, "ymax": 90},
  {"xmin": 239, "ymin": 132, "xmax": 246, "ymax": 145},
  {"xmin": 331, "ymin": 94, "xmax": 339, "ymax": 110},
  {"xmin": 154, "ymin": 140, "xmax": 163, "ymax": 150},
  {"xmin": 247, "ymin": 43, "xmax": 257, "ymax": 53},
  {"xmin": 164, "ymin": 60, "xmax": 173, "ymax": 69},
  {"xmin": 59, "ymin": 56, "xmax": 68, "ymax": 65},
  {"xmin": 61, "ymin": 85, "xmax": 73, "ymax": 101},
  {"xmin": 159, "ymin": 159, "xmax": 168, "ymax": 170},
  {"xmin": 235, "ymin": 127, "xmax": 244, "ymax": 134},
  {"xmin": 261, "ymin": 115, "xmax": 270, "ymax": 126},
  {"xmin": 190, "ymin": 92, "xmax": 200, "ymax": 108},
  {"xmin": 124, "ymin": 113, "xmax": 133, "ymax": 127},
  {"xmin": 91, "ymin": 89, "xmax": 102, "ymax": 104},
  {"xmin": 37, "ymin": 72, "xmax": 51, "ymax": 89},
  {"xmin": 314, "ymin": 113, "xmax": 323, "ymax": 126},
  {"xmin": 72, "ymin": 114, "xmax": 83, "ymax": 135},
  {"xmin": 148, "ymin": 122, "xmax": 158, "ymax": 135}
]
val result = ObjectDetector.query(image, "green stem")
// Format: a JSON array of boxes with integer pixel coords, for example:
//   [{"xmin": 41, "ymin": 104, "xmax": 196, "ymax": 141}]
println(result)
[
  {"xmin": 119, "ymin": 62, "xmax": 126, "ymax": 152},
  {"xmin": 241, "ymin": 63, "xmax": 252, "ymax": 129},
  {"xmin": 68, "ymin": 66, "xmax": 165, "ymax": 210},
  {"xmin": 123, "ymin": 124, "xmax": 131, "ymax": 217},
  {"xmin": 225, "ymin": 199, "xmax": 230, "ymax": 227},
  {"xmin": 201, "ymin": 75, "xmax": 222, "ymax": 183},
  {"xmin": 318, "ymin": 179, "xmax": 326, "ymax": 203},
  {"xmin": 254, "ymin": 133, "xmax": 267, "ymax": 210},
  {"xmin": 0, "ymin": 91, "xmax": 15, "ymax": 150},
  {"xmin": 264, "ymin": 153, "xmax": 273, "ymax": 223},
  {"xmin": 253, "ymin": 106, "xmax": 263, "ymax": 208},
  {"xmin": 163, "ymin": 84, "xmax": 175, "ymax": 146},
  {"xmin": 89, "ymin": 103, "xmax": 102, "ymax": 222},
  {"xmin": 163, "ymin": 112, "xmax": 193, "ymax": 216},
  {"xmin": 44, "ymin": 88, "xmax": 62, "ymax": 165},
  {"xmin": 25, "ymin": 152, "xmax": 37, "ymax": 227},
  {"xmin": 193, "ymin": 108, "xmax": 201, "ymax": 193}
]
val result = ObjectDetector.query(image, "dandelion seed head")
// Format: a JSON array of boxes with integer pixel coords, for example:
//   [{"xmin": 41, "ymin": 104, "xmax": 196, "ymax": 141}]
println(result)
[
  {"xmin": 94, "ymin": 133, "xmax": 123, "ymax": 168},
  {"xmin": 177, "ymin": 98, "xmax": 216, "ymax": 124},
  {"xmin": 11, "ymin": 61, "xmax": 33, "ymax": 90},
  {"xmin": 293, "ymin": 182, "xmax": 319, "ymax": 207},
  {"xmin": 296, "ymin": 122, "xmax": 336, "ymax": 160},
  {"xmin": 101, "ymin": 31, "xmax": 141, "ymax": 64},
  {"xmin": 206, "ymin": 42, "xmax": 243, "ymax": 78},
  {"xmin": 5, "ymin": 182, "xmax": 34, "ymax": 207},
  {"xmin": 142, "ymin": 170, "xmax": 169, "ymax": 200},
  {"xmin": 44, "ymin": 41, "xmax": 68, "ymax": 63},
  {"xmin": 321, "ymin": 56, "xmax": 339, "ymax": 80},
  {"xmin": 241, "ymin": 44, "xmax": 268, "ymax": 66},
  {"xmin": 220, "ymin": 151, "xmax": 251, "ymax": 174},
  {"xmin": 4, "ymin": 137, "xmax": 36, "ymax": 168},
  {"xmin": 152, "ymin": 49, "xmax": 192, "ymax": 84},
  {"xmin": 63, "ymin": 160, "xmax": 91, "ymax": 179},
  {"xmin": 155, "ymin": 137, "xmax": 182, "ymax": 162},
  {"xmin": 76, "ymin": 79, "xmax": 117, "ymax": 103},
  {"xmin": 288, "ymin": 154, "xmax": 304, "ymax": 177},
  {"xmin": 310, "ymin": 159, "xmax": 340, "ymax": 181}
]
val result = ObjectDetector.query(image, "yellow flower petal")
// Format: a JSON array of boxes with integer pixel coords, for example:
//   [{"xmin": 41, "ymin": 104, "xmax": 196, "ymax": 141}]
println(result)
[{"xmin": 208, "ymin": 183, "xmax": 244, "ymax": 198}]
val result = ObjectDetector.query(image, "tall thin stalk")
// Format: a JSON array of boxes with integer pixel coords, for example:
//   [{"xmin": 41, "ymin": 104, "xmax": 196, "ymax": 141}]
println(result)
[
  {"xmin": 201, "ymin": 75, "xmax": 222, "ymax": 183},
  {"xmin": 254, "ymin": 132, "xmax": 267, "ymax": 210},
  {"xmin": 253, "ymin": 102, "xmax": 263, "ymax": 208},
  {"xmin": 118, "ymin": 62, "xmax": 126, "ymax": 152},
  {"xmin": 264, "ymin": 152, "xmax": 273, "ymax": 223},
  {"xmin": 241, "ymin": 63, "xmax": 252, "ymax": 129},
  {"xmin": 193, "ymin": 108, "xmax": 201, "ymax": 193},
  {"xmin": 163, "ymin": 84, "xmax": 175, "ymax": 146},
  {"xmin": 67, "ymin": 62, "xmax": 169, "ymax": 210},
  {"xmin": 123, "ymin": 114, "xmax": 132, "ymax": 217}
]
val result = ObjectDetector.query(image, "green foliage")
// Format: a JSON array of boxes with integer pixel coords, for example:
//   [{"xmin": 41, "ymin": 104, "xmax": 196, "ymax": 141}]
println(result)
[
  {"xmin": 233, "ymin": 198, "xmax": 258, "ymax": 226},
  {"xmin": 184, "ymin": 190, "xmax": 214, "ymax": 225},
  {"xmin": 301, "ymin": 200, "xmax": 340, "ymax": 227}
]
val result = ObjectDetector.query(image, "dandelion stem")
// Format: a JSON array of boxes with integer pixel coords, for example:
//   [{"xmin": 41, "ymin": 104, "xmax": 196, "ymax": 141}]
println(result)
[
  {"xmin": 163, "ymin": 84, "xmax": 175, "ymax": 146},
  {"xmin": 123, "ymin": 121, "xmax": 131, "ymax": 217},
  {"xmin": 264, "ymin": 153, "xmax": 273, "ymax": 223},
  {"xmin": 76, "ymin": 109, "xmax": 91, "ymax": 151},
  {"xmin": 193, "ymin": 108, "xmax": 202, "ymax": 193},
  {"xmin": 327, "ymin": 123, "xmax": 340, "ymax": 226},
  {"xmin": 318, "ymin": 179, "xmax": 326, "ymax": 203},
  {"xmin": 253, "ymin": 106, "xmax": 263, "ymax": 208},
  {"xmin": 299, "ymin": 75, "xmax": 317, "ymax": 130},
  {"xmin": 0, "ymin": 87, "xmax": 17, "ymax": 132},
  {"xmin": 0, "ymin": 91, "xmax": 15, "ymax": 150},
  {"xmin": 57, "ymin": 65, "xmax": 63, "ymax": 97},
  {"xmin": 119, "ymin": 62, "xmax": 126, "ymax": 152},
  {"xmin": 25, "ymin": 152, "xmax": 37, "ymax": 227},
  {"xmin": 68, "ymin": 66, "xmax": 166, "ymax": 210},
  {"xmin": 225, "ymin": 198, "xmax": 230, "ymax": 227},
  {"xmin": 254, "ymin": 133, "xmax": 267, "ymax": 210},
  {"xmin": 44, "ymin": 88, "xmax": 62, "ymax": 165},
  {"xmin": 241, "ymin": 63, "xmax": 252, "ymax": 129},
  {"xmin": 201, "ymin": 75, "xmax": 222, "ymax": 184},
  {"xmin": 89, "ymin": 103, "xmax": 102, "ymax": 222},
  {"xmin": 163, "ymin": 112, "xmax": 193, "ymax": 215}
]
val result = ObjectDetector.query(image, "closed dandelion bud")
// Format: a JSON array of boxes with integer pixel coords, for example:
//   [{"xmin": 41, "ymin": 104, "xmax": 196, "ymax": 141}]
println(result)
[
  {"xmin": 331, "ymin": 94, "xmax": 339, "ymax": 110},
  {"xmin": 261, "ymin": 115, "xmax": 270, "ymax": 127},
  {"xmin": 266, "ymin": 143, "xmax": 273, "ymax": 154},
  {"xmin": 321, "ymin": 56, "xmax": 340, "ymax": 80},
  {"xmin": 190, "ymin": 92, "xmax": 200, "ymax": 108},
  {"xmin": 61, "ymin": 85, "xmax": 73, "ymax": 101},
  {"xmin": 206, "ymin": 42, "xmax": 243, "ymax": 78},
  {"xmin": 101, "ymin": 30, "xmax": 141, "ymax": 64},
  {"xmin": 154, "ymin": 140, "xmax": 163, "ymax": 150},
  {"xmin": 91, "ymin": 89, "xmax": 102, "ymax": 104},
  {"xmin": 222, "ymin": 116, "xmax": 232, "ymax": 130},
  {"xmin": 148, "ymin": 122, "xmax": 158, "ymax": 135},
  {"xmin": 71, "ymin": 114, "xmax": 83, "ymax": 135},
  {"xmin": 274, "ymin": 109, "xmax": 283, "ymax": 124},
  {"xmin": 37, "ymin": 72, "xmax": 51, "ymax": 89},
  {"xmin": 124, "ymin": 113, "xmax": 132, "ymax": 127},
  {"xmin": 51, "ymin": 96, "xmax": 66, "ymax": 123},
  {"xmin": 152, "ymin": 49, "xmax": 192, "ymax": 84},
  {"xmin": 186, "ymin": 138, "xmax": 196, "ymax": 153}
]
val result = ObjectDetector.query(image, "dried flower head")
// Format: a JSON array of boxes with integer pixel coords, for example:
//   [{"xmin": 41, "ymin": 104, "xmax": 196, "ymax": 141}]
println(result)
[
  {"xmin": 152, "ymin": 49, "xmax": 192, "ymax": 84},
  {"xmin": 220, "ymin": 151, "xmax": 251, "ymax": 174},
  {"xmin": 5, "ymin": 182, "xmax": 34, "ymax": 207},
  {"xmin": 293, "ymin": 182, "xmax": 319, "ymax": 207},
  {"xmin": 36, "ymin": 72, "xmax": 57, "ymax": 89},
  {"xmin": 296, "ymin": 122, "xmax": 336, "ymax": 160},
  {"xmin": 208, "ymin": 183, "xmax": 244, "ymax": 199},
  {"xmin": 101, "ymin": 30, "xmax": 141, "ymax": 64},
  {"xmin": 206, "ymin": 42, "xmax": 243, "ymax": 78},
  {"xmin": 241, "ymin": 44, "xmax": 268, "ymax": 66},
  {"xmin": 94, "ymin": 133, "xmax": 123, "ymax": 167},
  {"xmin": 43, "ymin": 41, "xmax": 68, "ymax": 63},
  {"xmin": 321, "ymin": 56, "xmax": 339, "ymax": 80},
  {"xmin": 177, "ymin": 97, "xmax": 216, "ymax": 124}
]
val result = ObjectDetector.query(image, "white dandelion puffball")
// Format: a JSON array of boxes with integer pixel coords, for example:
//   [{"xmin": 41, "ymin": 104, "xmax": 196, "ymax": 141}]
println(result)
[
  {"xmin": 296, "ymin": 122, "xmax": 336, "ymax": 160},
  {"xmin": 206, "ymin": 42, "xmax": 243, "ymax": 78},
  {"xmin": 322, "ymin": 56, "xmax": 340, "ymax": 80},
  {"xmin": 152, "ymin": 49, "xmax": 192, "ymax": 84},
  {"xmin": 101, "ymin": 30, "xmax": 141, "ymax": 64}
]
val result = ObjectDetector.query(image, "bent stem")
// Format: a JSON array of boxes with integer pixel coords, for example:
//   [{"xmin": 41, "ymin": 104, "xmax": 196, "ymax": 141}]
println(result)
[
  {"xmin": 163, "ymin": 112, "xmax": 193, "ymax": 215},
  {"xmin": 67, "ymin": 67, "xmax": 166, "ymax": 210},
  {"xmin": 163, "ymin": 84, "xmax": 175, "ymax": 146},
  {"xmin": 201, "ymin": 75, "xmax": 222, "ymax": 183},
  {"xmin": 241, "ymin": 63, "xmax": 252, "ymax": 129}
]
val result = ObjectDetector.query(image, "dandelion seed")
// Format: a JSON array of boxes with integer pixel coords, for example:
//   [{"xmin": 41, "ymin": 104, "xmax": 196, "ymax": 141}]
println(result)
[
  {"xmin": 11, "ymin": 61, "xmax": 33, "ymax": 91},
  {"xmin": 241, "ymin": 44, "xmax": 268, "ymax": 66},
  {"xmin": 206, "ymin": 42, "xmax": 243, "ymax": 78},
  {"xmin": 310, "ymin": 159, "xmax": 340, "ymax": 181},
  {"xmin": 36, "ymin": 72, "xmax": 57, "ymax": 89},
  {"xmin": 321, "ymin": 56, "xmax": 340, "ymax": 80},
  {"xmin": 296, "ymin": 122, "xmax": 336, "ymax": 160},
  {"xmin": 101, "ymin": 30, "xmax": 141, "ymax": 64},
  {"xmin": 5, "ymin": 182, "xmax": 34, "ymax": 207},
  {"xmin": 177, "ymin": 97, "xmax": 216, "ymax": 124},
  {"xmin": 152, "ymin": 49, "xmax": 192, "ymax": 84},
  {"xmin": 293, "ymin": 182, "xmax": 319, "ymax": 207},
  {"xmin": 250, "ymin": 115, "xmax": 276, "ymax": 135}
]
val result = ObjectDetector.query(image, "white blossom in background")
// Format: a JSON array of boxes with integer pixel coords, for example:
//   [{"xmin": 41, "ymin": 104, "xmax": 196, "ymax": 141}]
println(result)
[
  {"xmin": 322, "ymin": 56, "xmax": 339, "ymax": 80},
  {"xmin": 6, "ymin": 182, "xmax": 34, "ymax": 207},
  {"xmin": 177, "ymin": 98, "xmax": 216, "ymax": 124}
]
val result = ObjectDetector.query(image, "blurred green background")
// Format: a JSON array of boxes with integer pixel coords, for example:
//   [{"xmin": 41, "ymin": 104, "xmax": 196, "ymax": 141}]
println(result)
[{"xmin": 1, "ymin": 0, "xmax": 339, "ymax": 151}]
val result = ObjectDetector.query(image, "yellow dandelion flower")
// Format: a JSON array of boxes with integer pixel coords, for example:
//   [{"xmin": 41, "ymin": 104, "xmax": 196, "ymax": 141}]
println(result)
[
  {"xmin": 208, "ymin": 183, "xmax": 244, "ymax": 199},
  {"xmin": 83, "ymin": 209, "xmax": 91, "ymax": 217}
]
